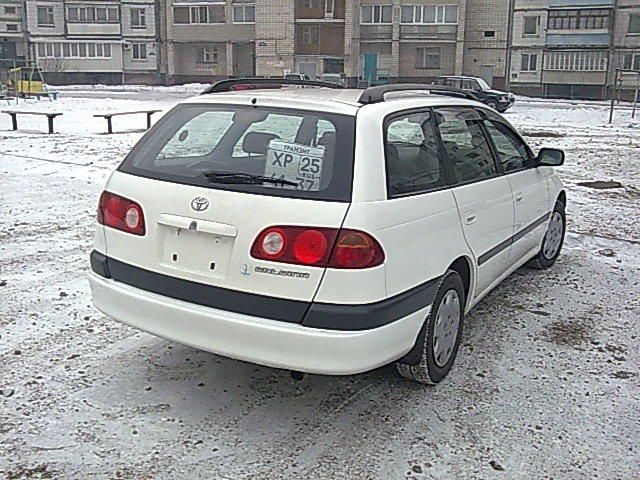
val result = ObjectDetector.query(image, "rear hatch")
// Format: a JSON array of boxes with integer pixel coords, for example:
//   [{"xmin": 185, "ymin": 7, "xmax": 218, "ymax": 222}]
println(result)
[{"xmin": 100, "ymin": 100, "xmax": 356, "ymax": 322}]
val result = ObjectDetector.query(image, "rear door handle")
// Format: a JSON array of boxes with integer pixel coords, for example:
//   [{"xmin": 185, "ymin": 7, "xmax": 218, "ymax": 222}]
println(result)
[
  {"xmin": 515, "ymin": 192, "xmax": 524, "ymax": 204},
  {"xmin": 465, "ymin": 212, "xmax": 477, "ymax": 224}
]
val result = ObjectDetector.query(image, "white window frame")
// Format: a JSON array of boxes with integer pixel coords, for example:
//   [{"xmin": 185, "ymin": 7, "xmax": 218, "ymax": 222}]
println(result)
[
  {"xmin": 622, "ymin": 53, "xmax": 640, "ymax": 71},
  {"xmin": 36, "ymin": 42, "xmax": 113, "ymax": 59},
  {"xmin": 629, "ymin": 14, "xmax": 640, "ymax": 35},
  {"xmin": 233, "ymin": 4, "xmax": 255, "ymax": 24},
  {"xmin": 174, "ymin": 3, "xmax": 225, "ymax": 25},
  {"xmin": 416, "ymin": 47, "xmax": 441, "ymax": 69},
  {"xmin": 523, "ymin": 16, "xmax": 539, "ymax": 36},
  {"xmin": 66, "ymin": 6, "xmax": 119, "ymax": 24},
  {"xmin": 545, "ymin": 50, "xmax": 607, "ymax": 72},
  {"xmin": 325, "ymin": 0, "xmax": 334, "ymax": 17},
  {"xmin": 360, "ymin": 5, "xmax": 392, "ymax": 25},
  {"xmin": 37, "ymin": 6, "xmax": 55, "ymax": 27},
  {"xmin": 132, "ymin": 43, "xmax": 147, "ymax": 61},
  {"xmin": 131, "ymin": 8, "xmax": 146, "ymax": 28},
  {"xmin": 520, "ymin": 53, "xmax": 538, "ymax": 72},
  {"xmin": 199, "ymin": 46, "xmax": 219, "ymax": 64},
  {"xmin": 400, "ymin": 5, "xmax": 458, "ymax": 25}
]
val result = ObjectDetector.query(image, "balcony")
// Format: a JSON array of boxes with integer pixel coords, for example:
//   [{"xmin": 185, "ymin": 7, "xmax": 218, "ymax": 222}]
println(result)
[
  {"xmin": 295, "ymin": 0, "xmax": 344, "ymax": 21},
  {"xmin": 549, "ymin": 0, "xmax": 614, "ymax": 6},
  {"xmin": 546, "ymin": 32, "xmax": 611, "ymax": 47},
  {"xmin": 295, "ymin": 24, "xmax": 344, "ymax": 56},
  {"xmin": 67, "ymin": 23, "xmax": 121, "ymax": 36},
  {"xmin": 359, "ymin": 25, "xmax": 393, "ymax": 41},
  {"xmin": 400, "ymin": 24, "xmax": 457, "ymax": 42}
]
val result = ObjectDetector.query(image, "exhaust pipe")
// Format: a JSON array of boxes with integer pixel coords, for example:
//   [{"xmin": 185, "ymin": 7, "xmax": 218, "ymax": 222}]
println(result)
[{"xmin": 290, "ymin": 370, "xmax": 305, "ymax": 381}]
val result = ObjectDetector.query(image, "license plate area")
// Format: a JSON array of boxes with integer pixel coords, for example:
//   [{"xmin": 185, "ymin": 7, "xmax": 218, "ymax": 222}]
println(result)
[{"xmin": 159, "ymin": 225, "xmax": 234, "ymax": 279}]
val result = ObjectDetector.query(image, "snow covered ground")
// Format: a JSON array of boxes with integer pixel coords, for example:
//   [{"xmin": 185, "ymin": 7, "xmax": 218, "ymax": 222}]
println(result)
[{"xmin": 1, "ymin": 87, "xmax": 638, "ymax": 479}]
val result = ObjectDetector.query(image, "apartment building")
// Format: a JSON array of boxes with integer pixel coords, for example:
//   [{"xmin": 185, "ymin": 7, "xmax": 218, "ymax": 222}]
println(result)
[
  {"xmin": 19, "ymin": 0, "xmax": 159, "ymax": 84},
  {"xmin": 508, "ymin": 0, "xmax": 617, "ymax": 99},
  {"xmin": 161, "ymin": 0, "xmax": 255, "ymax": 83},
  {"xmin": 159, "ymin": 1, "xmax": 514, "ymax": 87},
  {"xmin": 613, "ymin": 0, "xmax": 640, "ymax": 98},
  {"xmin": 0, "ymin": 0, "xmax": 28, "ymax": 66}
]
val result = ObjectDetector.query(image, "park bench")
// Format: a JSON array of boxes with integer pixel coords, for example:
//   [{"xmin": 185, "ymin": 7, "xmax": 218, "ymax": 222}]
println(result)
[
  {"xmin": 32, "ymin": 91, "xmax": 59, "ymax": 101},
  {"xmin": 2, "ymin": 110, "xmax": 63, "ymax": 134},
  {"xmin": 93, "ymin": 109, "xmax": 161, "ymax": 134}
]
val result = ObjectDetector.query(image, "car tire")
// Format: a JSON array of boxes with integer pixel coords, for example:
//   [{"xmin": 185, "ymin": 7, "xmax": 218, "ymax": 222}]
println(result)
[
  {"xmin": 486, "ymin": 100, "xmax": 499, "ymax": 110},
  {"xmin": 528, "ymin": 201, "xmax": 566, "ymax": 270},
  {"xmin": 396, "ymin": 270, "xmax": 466, "ymax": 385}
]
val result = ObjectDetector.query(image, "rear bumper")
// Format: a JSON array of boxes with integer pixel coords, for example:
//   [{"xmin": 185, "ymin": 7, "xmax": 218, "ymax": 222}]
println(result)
[{"xmin": 88, "ymin": 272, "xmax": 429, "ymax": 375}]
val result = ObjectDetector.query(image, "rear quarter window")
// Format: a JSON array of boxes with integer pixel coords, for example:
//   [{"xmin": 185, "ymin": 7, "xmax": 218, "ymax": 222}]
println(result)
[{"xmin": 119, "ymin": 104, "xmax": 356, "ymax": 202}]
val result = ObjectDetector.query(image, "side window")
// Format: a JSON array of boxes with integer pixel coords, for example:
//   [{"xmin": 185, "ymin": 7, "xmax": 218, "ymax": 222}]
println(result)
[
  {"xmin": 461, "ymin": 79, "xmax": 479, "ymax": 91},
  {"xmin": 385, "ymin": 110, "xmax": 446, "ymax": 197},
  {"xmin": 483, "ymin": 120, "xmax": 531, "ymax": 172},
  {"xmin": 434, "ymin": 108, "xmax": 497, "ymax": 184}
]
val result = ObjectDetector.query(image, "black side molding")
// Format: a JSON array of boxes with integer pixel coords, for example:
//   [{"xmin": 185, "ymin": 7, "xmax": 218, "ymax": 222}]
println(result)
[
  {"xmin": 302, "ymin": 277, "xmax": 440, "ymax": 330},
  {"xmin": 478, "ymin": 212, "xmax": 551, "ymax": 266},
  {"xmin": 90, "ymin": 251, "xmax": 440, "ymax": 331}
]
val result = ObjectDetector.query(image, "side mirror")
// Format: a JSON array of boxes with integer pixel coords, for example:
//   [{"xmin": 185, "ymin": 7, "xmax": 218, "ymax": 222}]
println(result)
[{"xmin": 537, "ymin": 148, "xmax": 565, "ymax": 167}]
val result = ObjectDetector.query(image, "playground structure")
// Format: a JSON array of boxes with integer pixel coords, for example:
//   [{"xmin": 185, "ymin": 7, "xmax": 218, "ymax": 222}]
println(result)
[
  {"xmin": 608, "ymin": 69, "xmax": 640, "ymax": 124},
  {"xmin": 1, "ymin": 60, "xmax": 56, "ymax": 102}
]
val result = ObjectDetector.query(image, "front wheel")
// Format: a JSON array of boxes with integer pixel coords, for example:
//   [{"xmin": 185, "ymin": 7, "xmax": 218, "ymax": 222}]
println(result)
[
  {"xmin": 486, "ymin": 100, "xmax": 499, "ymax": 110},
  {"xmin": 396, "ymin": 270, "xmax": 466, "ymax": 385},
  {"xmin": 528, "ymin": 201, "xmax": 566, "ymax": 269}
]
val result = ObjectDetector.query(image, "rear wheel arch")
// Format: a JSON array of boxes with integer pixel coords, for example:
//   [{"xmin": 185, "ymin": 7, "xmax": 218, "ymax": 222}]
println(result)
[
  {"xmin": 449, "ymin": 256, "xmax": 473, "ymax": 309},
  {"xmin": 557, "ymin": 190, "xmax": 566, "ymax": 207}
]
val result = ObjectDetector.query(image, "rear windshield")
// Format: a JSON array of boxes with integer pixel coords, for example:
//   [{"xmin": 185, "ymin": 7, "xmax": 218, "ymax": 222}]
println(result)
[{"xmin": 119, "ymin": 103, "xmax": 356, "ymax": 202}]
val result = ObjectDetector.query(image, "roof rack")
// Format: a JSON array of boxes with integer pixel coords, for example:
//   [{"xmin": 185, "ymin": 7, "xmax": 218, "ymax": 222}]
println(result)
[
  {"xmin": 358, "ymin": 84, "xmax": 478, "ymax": 104},
  {"xmin": 201, "ymin": 78, "xmax": 345, "ymax": 95}
]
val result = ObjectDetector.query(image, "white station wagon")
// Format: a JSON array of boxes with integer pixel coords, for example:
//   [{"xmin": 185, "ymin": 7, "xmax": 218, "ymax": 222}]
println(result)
[{"xmin": 89, "ymin": 79, "xmax": 566, "ymax": 384}]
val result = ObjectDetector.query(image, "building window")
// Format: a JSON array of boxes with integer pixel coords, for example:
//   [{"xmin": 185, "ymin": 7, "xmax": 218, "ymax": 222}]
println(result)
[
  {"xmin": 37, "ymin": 6, "xmax": 55, "ymax": 27},
  {"xmin": 361, "ymin": 5, "xmax": 392, "ymax": 24},
  {"xmin": 66, "ymin": 6, "xmax": 120, "ymax": 24},
  {"xmin": 325, "ymin": 0, "xmax": 334, "ymax": 17},
  {"xmin": 233, "ymin": 4, "xmax": 255, "ymax": 23},
  {"xmin": 521, "ymin": 53, "xmax": 538, "ymax": 72},
  {"xmin": 174, "ymin": 5, "xmax": 225, "ymax": 24},
  {"xmin": 622, "ymin": 53, "xmax": 640, "ymax": 71},
  {"xmin": 545, "ymin": 50, "xmax": 607, "ymax": 71},
  {"xmin": 6, "ymin": 23, "xmax": 18, "ymax": 32},
  {"xmin": 416, "ymin": 47, "xmax": 440, "ymax": 69},
  {"xmin": 523, "ymin": 16, "xmax": 539, "ymax": 35},
  {"xmin": 5, "ymin": 6, "xmax": 17, "ymax": 14},
  {"xmin": 484, "ymin": 30, "xmax": 495, "ymax": 37},
  {"xmin": 302, "ymin": 0, "xmax": 320, "ymax": 7},
  {"xmin": 401, "ymin": 5, "xmax": 458, "ymax": 24},
  {"xmin": 301, "ymin": 26, "xmax": 319, "ymax": 45},
  {"xmin": 35, "ymin": 42, "xmax": 113, "ymax": 59},
  {"xmin": 629, "ymin": 14, "xmax": 640, "ymax": 34},
  {"xmin": 548, "ymin": 9, "xmax": 610, "ymax": 31},
  {"xmin": 131, "ymin": 8, "xmax": 146, "ymax": 28},
  {"xmin": 198, "ymin": 46, "xmax": 219, "ymax": 64},
  {"xmin": 132, "ymin": 43, "xmax": 147, "ymax": 60}
]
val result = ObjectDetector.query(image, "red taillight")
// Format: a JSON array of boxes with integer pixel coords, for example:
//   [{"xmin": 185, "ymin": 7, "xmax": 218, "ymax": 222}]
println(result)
[
  {"xmin": 328, "ymin": 230, "xmax": 385, "ymax": 269},
  {"xmin": 251, "ymin": 226, "xmax": 384, "ymax": 269},
  {"xmin": 97, "ymin": 191, "xmax": 145, "ymax": 236},
  {"xmin": 294, "ymin": 229, "xmax": 329, "ymax": 265}
]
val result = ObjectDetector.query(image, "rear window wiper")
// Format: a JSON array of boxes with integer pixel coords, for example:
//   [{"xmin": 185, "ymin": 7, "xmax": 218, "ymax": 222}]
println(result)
[{"xmin": 203, "ymin": 171, "xmax": 298, "ymax": 187}]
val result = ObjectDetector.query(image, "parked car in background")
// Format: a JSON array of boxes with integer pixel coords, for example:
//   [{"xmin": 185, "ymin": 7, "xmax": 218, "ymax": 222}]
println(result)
[
  {"xmin": 434, "ymin": 76, "xmax": 516, "ymax": 112},
  {"xmin": 284, "ymin": 73, "xmax": 311, "ymax": 81},
  {"xmin": 320, "ymin": 73, "xmax": 347, "ymax": 87}
]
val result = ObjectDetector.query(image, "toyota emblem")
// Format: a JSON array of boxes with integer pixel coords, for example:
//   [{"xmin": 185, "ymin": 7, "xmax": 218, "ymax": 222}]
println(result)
[{"xmin": 190, "ymin": 197, "xmax": 209, "ymax": 212}]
